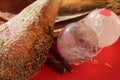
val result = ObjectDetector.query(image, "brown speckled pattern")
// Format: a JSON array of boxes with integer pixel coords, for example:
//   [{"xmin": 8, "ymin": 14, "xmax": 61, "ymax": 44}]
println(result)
[
  {"xmin": 0, "ymin": 0, "xmax": 60, "ymax": 80},
  {"xmin": 0, "ymin": 21, "xmax": 53, "ymax": 80}
]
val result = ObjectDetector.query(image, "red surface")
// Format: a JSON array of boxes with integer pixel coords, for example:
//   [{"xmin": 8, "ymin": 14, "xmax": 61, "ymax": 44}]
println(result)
[
  {"xmin": 100, "ymin": 9, "xmax": 111, "ymax": 17},
  {"xmin": 30, "ymin": 38, "xmax": 120, "ymax": 80}
]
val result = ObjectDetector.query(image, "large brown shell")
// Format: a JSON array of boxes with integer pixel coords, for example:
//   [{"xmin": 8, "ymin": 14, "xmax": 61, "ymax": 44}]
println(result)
[{"xmin": 0, "ymin": 0, "xmax": 60, "ymax": 80}]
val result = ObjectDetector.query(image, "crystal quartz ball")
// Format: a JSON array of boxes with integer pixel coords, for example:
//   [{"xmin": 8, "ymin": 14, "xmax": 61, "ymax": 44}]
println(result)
[
  {"xmin": 57, "ymin": 22, "xmax": 99, "ymax": 65},
  {"xmin": 84, "ymin": 9, "xmax": 120, "ymax": 47}
]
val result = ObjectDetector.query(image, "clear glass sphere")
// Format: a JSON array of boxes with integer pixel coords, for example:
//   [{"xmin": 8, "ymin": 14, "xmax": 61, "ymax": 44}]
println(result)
[
  {"xmin": 57, "ymin": 22, "xmax": 98, "ymax": 65},
  {"xmin": 84, "ymin": 9, "xmax": 120, "ymax": 47}
]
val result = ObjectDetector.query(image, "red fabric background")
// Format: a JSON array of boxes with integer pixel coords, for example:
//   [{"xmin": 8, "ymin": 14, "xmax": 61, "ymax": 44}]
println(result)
[{"xmin": 31, "ymin": 38, "xmax": 120, "ymax": 80}]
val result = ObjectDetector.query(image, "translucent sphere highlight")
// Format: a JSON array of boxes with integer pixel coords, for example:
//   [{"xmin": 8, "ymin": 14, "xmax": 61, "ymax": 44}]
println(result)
[
  {"xmin": 57, "ymin": 22, "xmax": 98, "ymax": 65},
  {"xmin": 84, "ymin": 9, "xmax": 120, "ymax": 47}
]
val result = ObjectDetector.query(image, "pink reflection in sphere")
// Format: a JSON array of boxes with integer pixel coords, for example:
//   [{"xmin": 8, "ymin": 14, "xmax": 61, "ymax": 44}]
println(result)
[
  {"xmin": 84, "ymin": 9, "xmax": 120, "ymax": 47},
  {"xmin": 57, "ymin": 22, "xmax": 98, "ymax": 65}
]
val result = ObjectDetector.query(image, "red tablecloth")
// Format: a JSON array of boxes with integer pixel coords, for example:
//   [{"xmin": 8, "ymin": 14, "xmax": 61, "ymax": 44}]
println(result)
[{"xmin": 30, "ymin": 38, "xmax": 120, "ymax": 80}]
